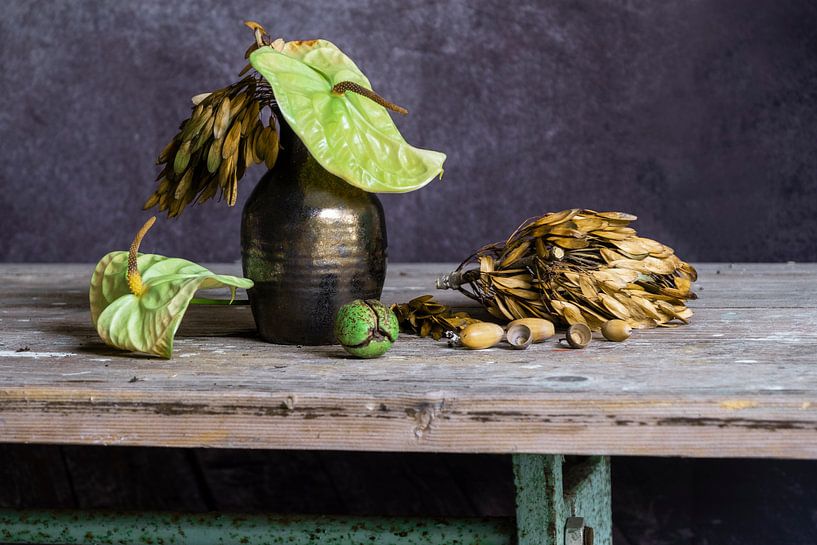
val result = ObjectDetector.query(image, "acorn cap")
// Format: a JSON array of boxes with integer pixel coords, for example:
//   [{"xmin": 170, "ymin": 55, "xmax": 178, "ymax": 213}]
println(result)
[
  {"xmin": 506, "ymin": 323, "xmax": 533, "ymax": 350},
  {"xmin": 565, "ymin": 323, "xmax": 592, "ymax": 349}
]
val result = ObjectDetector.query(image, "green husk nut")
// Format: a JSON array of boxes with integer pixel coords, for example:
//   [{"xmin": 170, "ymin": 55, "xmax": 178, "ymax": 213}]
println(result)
[{"xmin": 334, "ymin": 299, "xmax": 399, "ymax": 358}]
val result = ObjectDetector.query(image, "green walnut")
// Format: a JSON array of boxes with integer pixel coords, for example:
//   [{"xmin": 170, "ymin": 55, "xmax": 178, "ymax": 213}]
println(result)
[{"xmin": 334, "ymin": 299, "xmax": 399, "ymax": 358}]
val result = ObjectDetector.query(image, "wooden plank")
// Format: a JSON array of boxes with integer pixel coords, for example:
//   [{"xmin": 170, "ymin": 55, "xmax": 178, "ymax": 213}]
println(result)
[{"xmin": 1, "ymin": 263, "xmax": 816, "ymax": 458}]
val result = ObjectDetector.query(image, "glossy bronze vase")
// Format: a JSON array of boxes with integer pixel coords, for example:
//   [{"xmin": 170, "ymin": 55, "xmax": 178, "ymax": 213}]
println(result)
[{"xmin": 241, "ymin": 124, "xmax": 387, "ymax": 345}]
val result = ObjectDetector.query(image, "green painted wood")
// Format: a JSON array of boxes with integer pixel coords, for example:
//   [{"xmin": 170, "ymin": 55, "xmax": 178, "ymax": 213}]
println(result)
[
  {"xmin": 512, "ymin": 454, "xmax": 611, "ymax": 545},
  {"xmin": 563, "ymin": 457, "xmax": 611, "ymax": 545},
  {"xmin": 513, "ymin": 454, "xmax": 565, "ymax": 545},
  {"xmin": 0, "ymin": 510, "xmax": 514, "ymax": 545}
]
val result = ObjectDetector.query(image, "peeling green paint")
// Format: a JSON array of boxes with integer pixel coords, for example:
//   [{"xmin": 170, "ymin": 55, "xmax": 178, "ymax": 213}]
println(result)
[
  {"xmin": 0, "ymin": 512, "xmax": 512, "ymax": 545},
  {"xmin": 512, "ymin": 454, "xmax": 612, "ymax": 545}
]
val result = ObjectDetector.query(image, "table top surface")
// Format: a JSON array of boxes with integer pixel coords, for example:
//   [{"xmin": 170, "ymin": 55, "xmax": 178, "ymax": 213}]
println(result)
[{"xmin": 1, "ymin": 262, "xmax": 816, "ymax": 459}]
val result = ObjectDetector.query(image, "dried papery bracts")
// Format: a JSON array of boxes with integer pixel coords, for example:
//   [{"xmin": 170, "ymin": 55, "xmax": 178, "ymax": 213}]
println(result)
[
  {"xmin": 146, "ymin": 74, "xmax": 279, "ymax": 217},
  {"xmin": 145, "ymin": 22, "xmax": 281, "ymax": 217},
  {"xmin": 437, "ymin": 209, "xmax": 697, "ymax": 330},
  {"xmin": 391, "ymin": 295, "xmax": 481, "ymax": 340}
]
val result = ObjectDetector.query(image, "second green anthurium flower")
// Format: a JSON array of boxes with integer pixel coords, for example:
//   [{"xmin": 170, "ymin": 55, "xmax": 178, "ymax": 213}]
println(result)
[{"xmin": 89, "ymin": 217, "xmax": 253, "ymax": 358}]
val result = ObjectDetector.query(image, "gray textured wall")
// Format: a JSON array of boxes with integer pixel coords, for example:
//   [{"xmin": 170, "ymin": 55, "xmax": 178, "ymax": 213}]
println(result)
[{"xmin": 2, "ymin": 0, "xmax": 816, "ymax": 263}]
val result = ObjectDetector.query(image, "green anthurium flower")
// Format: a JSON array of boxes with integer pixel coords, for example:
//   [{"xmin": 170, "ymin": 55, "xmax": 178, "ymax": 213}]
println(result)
[
  {"xmin": 249, "ymin": 39, "xmax": 446, "ymax": 193},
  {"xmin": 89, "ymin": 217, "xmax": 253, "ymax": 359}
]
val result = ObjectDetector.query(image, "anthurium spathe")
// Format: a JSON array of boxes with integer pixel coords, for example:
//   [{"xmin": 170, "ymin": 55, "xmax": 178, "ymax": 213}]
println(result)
[
  {"xmin": 143, "ymin": 22, "xmax": 448, "ymax": 217},
  {"xmin": 89, "ymin": 217, "xmax": 253, "ymax": 358},
  {"xmin": 249, "ymin": 39, "xmax": 446, "ymax": 193}
]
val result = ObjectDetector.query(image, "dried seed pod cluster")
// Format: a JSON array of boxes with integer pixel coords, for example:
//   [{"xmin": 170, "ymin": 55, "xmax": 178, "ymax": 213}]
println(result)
[
  {"xmin": 144, "ymin": 22, "xmax": 283, "ymax": 218},
  {"xmin": 438, "ymin": 209, "xmax": 697, "ymax": 330},
  {"xmin": 391, "ymin": 295, "xmax": 481, "ymax": 340},
  {"xmin": 144, "ymin": 75, "xmax": 279, "ymax": 217}
]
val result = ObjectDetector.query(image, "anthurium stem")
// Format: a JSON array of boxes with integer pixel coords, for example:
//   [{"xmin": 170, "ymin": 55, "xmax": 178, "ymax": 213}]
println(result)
[
  {"xmin": 127, "ymin": 216, "xmax": 156, "ymax": 296},
  {"xmin": 190, "ymin": 298, "xmax": 250, "ymax": 305},
  {"xmin": 331, "ymin": 81, "xmax": 408, "ymax": 115}
]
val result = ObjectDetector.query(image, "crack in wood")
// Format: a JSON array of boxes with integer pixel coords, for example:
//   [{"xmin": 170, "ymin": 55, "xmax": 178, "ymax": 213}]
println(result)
[{"xmin": 656, "ymin": 417, "xmax": 817, "ymax": 431}]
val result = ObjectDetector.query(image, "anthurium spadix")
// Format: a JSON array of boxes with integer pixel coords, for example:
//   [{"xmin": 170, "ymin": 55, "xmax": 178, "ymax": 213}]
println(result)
[
  {"xmin": 249, "ymin": 39, "xmax": 446, "ymax": 193},
  {"xmin": 89, "ymin": 217, "xmax": 253, "ymax": 358}
]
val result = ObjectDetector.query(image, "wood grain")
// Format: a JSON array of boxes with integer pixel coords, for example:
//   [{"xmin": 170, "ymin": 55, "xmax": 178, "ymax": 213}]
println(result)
[{"xmin": 1, "ymin": 263, "xmax": 816, "ymax": 458}]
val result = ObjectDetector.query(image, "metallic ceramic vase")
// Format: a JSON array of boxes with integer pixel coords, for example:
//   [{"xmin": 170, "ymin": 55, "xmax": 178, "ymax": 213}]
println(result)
[{"xmin": 241, "ymin": 124, "xmax": 387, "ymax": 345}]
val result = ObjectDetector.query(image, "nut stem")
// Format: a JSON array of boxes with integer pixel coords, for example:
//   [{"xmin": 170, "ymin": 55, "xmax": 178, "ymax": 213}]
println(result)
[
  {"xmin": 331, "ymin": 81, "xmax": 408, "ymax": 115},
  {"xmin": 127, "ymin": 216, "xmax": 156, "ymax": 296}
]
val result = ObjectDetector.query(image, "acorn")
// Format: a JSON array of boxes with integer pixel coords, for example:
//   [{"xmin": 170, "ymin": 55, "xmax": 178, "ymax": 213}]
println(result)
[
  {"xmin": 507, "ymin": 318, "xmax": 555, "ymax": 343},
  {"xmin": 565, "ymin": 323, "xmax": 592, "ymax": 349},
  {"xmin": 459, "ymin": 322, "xmax": 504, "ymax": 349},
  {"xmin": 506, "ymin": 323, "xmax": 533, "ymax": 350},
  {"xmin": 334, "ymin": 299, "xmax": 399, "ymax": 358},
  {"xmin": 601, "ymin": 319, "xmax": 632, "ymax": 342}
]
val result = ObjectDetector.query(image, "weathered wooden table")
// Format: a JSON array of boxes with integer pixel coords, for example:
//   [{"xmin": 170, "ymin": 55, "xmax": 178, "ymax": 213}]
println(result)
[{"xmin": 1, "ymin": 263, "xmax": 816, "ymax": 544}]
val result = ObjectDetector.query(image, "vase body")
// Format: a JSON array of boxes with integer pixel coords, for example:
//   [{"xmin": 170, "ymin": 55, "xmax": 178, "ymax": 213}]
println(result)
[{"xmin": 241, "ymin": 126, "xmax": 387, "ymax": 345}]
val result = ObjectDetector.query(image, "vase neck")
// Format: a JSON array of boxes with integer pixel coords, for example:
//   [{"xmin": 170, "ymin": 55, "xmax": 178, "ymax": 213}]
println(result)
[{"xmin": 277, "ymin": 119, "xmax": 312, "ymax": 166}]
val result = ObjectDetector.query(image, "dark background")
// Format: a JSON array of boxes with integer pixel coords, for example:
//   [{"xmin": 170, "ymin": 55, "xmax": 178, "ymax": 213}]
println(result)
[
  {"xmin": 2, "ymin": 1, "xmax": 817, "ymax": 544},
  {"xmin": 1, "ymin": 0, "xmax": 816, "ymax": 263}
]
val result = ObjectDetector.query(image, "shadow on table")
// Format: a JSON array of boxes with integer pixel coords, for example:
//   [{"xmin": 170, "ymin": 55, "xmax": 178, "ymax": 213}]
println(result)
[{"xmin": 39, "ymin": 303, "xmax": 259, "ymax": 359}]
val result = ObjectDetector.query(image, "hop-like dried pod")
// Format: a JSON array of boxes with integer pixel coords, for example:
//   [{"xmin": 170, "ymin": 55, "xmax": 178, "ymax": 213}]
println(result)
[
  {"xmin": 191, "ymin": 92, "xmax": 212, "ymax": 106},
  {"xmin": 263, "ymin": 125, "xmax": 279, "ymax": 170},
  {"xmin": 173, "ymin": 141, "xmax": 191, "ymax": 174},
  {"xmin": 222, "ymin": 121, "xmax": 242, "ymax": 160},
  {"xmin": 437, "ymin": 209, "xmax": 697, "ymax": 331},
  {"xmin": 145, "ymin": 57, "xmax": 280, "ymax": 217},
  {"xmin": 206, "ymin": 139, "xmax": 223, "ymax": 173},
  {"xmin": 214, "ymin": 96, "xmax": 232, "ymax": 140},
  {"xmin": 391, "ymin": 295, "xmax": 481, "ymax": 341}
]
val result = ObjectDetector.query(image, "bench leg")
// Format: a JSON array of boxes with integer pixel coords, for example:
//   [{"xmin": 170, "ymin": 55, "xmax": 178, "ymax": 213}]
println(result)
[{"xmin": 513, "ymin": 454, "xmax": 612, "ymax": 545}]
